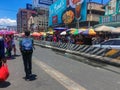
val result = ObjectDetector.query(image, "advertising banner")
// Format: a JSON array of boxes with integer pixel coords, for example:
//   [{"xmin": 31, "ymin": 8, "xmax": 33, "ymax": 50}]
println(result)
[
  {"xmin": 62, "ymin": 0, "xmax": 87, "ymax": 24},
  {"xmin": 52, "ymin": 15, "xmax": 58, "ymax": 24},
  {"xmin": 49, "ymin": 0, "xmax": 87, "ymax": 26},
  {"xmin": 49, "ymin": 0, "xmax": 66, "ymax": 26}
]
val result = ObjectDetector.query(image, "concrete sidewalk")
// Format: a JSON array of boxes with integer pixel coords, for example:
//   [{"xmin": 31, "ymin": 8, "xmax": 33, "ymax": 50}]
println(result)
[{"xmin": 0, "ymin": 49, "xmax": 66, "ymax": 90}]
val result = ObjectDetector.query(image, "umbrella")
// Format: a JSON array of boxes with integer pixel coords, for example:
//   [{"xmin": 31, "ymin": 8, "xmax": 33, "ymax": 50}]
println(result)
[
  {"xmin": 19, "ymin": 32, "xmax": 25, "ymax": 37},
  {"xmin": 0, "ymin": 30, "xmax": 11, "ymax": 35},
  {"xmin": 68, "ymin": 28, "xmax": 84, "ymax": 35},
  {"xmin": 9, "ymin": 30, "xmax": 18, "ymax": 34},
  {"xmin": 82, "ymin": 29, "xmax": 96, "ymax": 35},
  {"xmin": 67, "ymin": 28, "xmax": 78, "ymax": 35},
  {"xmin": 46, "ymin": 31, "xmax": 54, "ymax": 35},
  {"xmin": 111, "ymin": 27, "xmax": 120, "ymax": 33},
  {"xmin": 32, "ymin": 32, "xmax": 41, "ymax": 37},
  {"xmin": 54, "ymin": 27, "xmax": 67, "ymax": 31},
  {"xmin": 60, "ymin": 31, "xmax": 67, "ymax": 35},
  {"xmin": 39, "ymin": 32, "xmax": 46, "ymax": 36},
  {"xmin": 95, "ymin": 25, "xmax": 114, "ymax": 32}
]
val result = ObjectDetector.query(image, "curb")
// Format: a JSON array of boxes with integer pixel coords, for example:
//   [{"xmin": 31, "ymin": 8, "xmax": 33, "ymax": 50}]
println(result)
[{"xmin": 35, "ymin": 43, "xmax": 120, "ymax": 67}]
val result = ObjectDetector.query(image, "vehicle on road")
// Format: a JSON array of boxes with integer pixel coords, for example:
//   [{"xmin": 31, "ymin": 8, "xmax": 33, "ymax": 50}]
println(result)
[{"xmin": 93, "ymin": 38, "xmax": 120, "ymax": 49}]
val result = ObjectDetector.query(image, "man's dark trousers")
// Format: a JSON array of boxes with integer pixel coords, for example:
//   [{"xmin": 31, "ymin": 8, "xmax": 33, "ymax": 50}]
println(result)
[{"xmin": 22, "ymin": 51, "xmax": 33, "ymax": 78}]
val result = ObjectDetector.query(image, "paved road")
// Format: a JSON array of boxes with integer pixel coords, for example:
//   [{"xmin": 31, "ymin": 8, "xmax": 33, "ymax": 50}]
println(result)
[{"xmin": 0, "ymin": 41, "xmax": 120, "ymax": 90}]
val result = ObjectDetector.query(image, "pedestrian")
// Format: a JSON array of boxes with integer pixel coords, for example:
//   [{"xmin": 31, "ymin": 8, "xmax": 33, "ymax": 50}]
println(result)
[
  {"xmin": 5, "ymin": 35, "xmax": 12, "ymax": 58},
  {"xmin": 0, "ymin": 36, "xmax": 6, "ymax": 67},
  {"xmin": 11, "ymin": 35, "xmax": 16, "ymax": 56},
  {"xmin": 19, "ymin": 31, "xmax": 34, "ymax": 80}
]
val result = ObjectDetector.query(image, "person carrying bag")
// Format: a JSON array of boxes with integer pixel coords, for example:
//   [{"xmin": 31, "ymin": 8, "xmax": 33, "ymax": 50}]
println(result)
[{"xmin": 0, "ymin": 36, "xmax": 9, "ymax": 82}]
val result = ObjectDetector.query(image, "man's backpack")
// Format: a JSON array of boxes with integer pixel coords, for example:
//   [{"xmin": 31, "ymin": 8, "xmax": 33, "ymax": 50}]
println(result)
[{"xmin": 21, "ymin": 38, "xmax": 33, "ymax": 51}]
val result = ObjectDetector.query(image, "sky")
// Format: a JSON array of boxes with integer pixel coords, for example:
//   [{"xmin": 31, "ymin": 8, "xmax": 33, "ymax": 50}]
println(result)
[
  {"xmin": 0, "ymin": 0, "xmax": 32, "ymax": 27},
  {"xmin": 0, "ymin": 0, "xmax": 109, "ymax": 27}
]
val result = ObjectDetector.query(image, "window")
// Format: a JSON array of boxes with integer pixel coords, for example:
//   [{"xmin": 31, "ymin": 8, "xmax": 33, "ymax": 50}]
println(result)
[
  {"xmin": 113, "ymin": 40, "xmax": 120, "ymax": 45},
  {"xmin": 101, "ymin": 40, "xmax": 114, "ymax": 45}
]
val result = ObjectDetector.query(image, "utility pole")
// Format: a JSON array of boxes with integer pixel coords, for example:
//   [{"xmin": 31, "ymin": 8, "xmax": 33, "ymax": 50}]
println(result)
[
  {"xmin": 44, "ymin": 8, "xmax": 48, "ymax": 41},
  {"xmin": 88, "ymin": 0, "xmax": 92, "ymax": 28}
]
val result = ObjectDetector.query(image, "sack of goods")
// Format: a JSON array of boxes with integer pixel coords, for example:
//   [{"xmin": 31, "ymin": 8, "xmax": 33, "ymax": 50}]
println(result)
[
  {"xmin": 21, "ymin": 38, "xmax": 33, "ymax": 51},
  {"xmin": 0, "ymin": 64, "xmax": 9, "ymax": 82}
]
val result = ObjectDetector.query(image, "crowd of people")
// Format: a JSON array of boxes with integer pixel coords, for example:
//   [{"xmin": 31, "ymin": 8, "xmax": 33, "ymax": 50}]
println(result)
[
  {"xmin": 35, "ymin": 31, "xmax": 120, "ymax": 45},
  {"xmin": 39, "ymin": 34, "xmax": 93, "ymax": 45},
  {"xmin": 0, "ymin": 31, "xmax": 35, "ymax": 81},
  {"xmin": 0, "ymin": 34, "xmax": 16, "ymax": 72},
  {"xmin": 3, "ymin": 35, "xmax": 16, "ymax": 58}
]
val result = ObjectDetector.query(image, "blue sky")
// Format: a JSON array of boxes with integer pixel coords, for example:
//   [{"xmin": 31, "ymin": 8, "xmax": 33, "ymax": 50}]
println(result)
[
  {"xmin": 0, "ymin": 0, "xmax": 32, "ymax": 19},
  {"xmin": 0, "ymin": 0, "xmax": 32, "ymax": 26},
  {"xmin": 0, "ymin": 0, "xmax": 109, "ymax": 26}
]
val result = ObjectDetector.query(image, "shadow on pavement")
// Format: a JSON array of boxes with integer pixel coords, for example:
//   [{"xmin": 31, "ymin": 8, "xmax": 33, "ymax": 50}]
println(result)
[
  {"xmin": 6, "ymin": 54, "xmax": 21, "ymax": 61},
  {"xmin": 14, "ymin": 54, "xmax": 21, "ymax": 57},
  {"xmin": 23, "ymin": 74, "xmax": 37, "ymax": 81},
  {"xmin": 0, "ymin": 81, "xmax": 11, "ymax": 88}
]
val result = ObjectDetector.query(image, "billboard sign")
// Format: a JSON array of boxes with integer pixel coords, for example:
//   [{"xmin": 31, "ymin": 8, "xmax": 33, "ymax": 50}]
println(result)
[
  {"xmin": 39, "ymin": 0, "xmax": 53, "ymax": 5},
  {"xmin": 49, "ymin": 0, "xmax": 66, "ymax": 26},
  {"xmin": 62, "ymin": 0, "xmax": 87, "ymax": 24},
  {"xmin": 33, "ymin": 0, "xmax": 53, "ymax": 8},
  {"xmin": 26, "ymin": 3, "xmax": 33, "ymax": 10},
  {"xmin": 49, "ymin": 0, "xmax": 87, "ymax": 26}
]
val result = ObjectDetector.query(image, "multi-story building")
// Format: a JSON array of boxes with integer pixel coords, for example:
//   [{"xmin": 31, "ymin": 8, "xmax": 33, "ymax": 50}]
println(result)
[
  {"xmin": 17, "ymin": 9, "xmax": 36, "ymax": 33},
  {"xmin": 95, "ymin": 0, "xmax": 120, "ymax": 27},
  {"xmin": 31, "ymin": 7, "xmax": 49, "ymax": 32},
  {"xmin": 32, "ymin": 0, "xmax": 57, "ymax": 32}
]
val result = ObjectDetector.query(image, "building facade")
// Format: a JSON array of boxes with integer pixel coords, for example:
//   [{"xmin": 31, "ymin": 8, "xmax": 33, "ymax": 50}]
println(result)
[
  {"xmin": 96, "ymin": 0, "xmax": 120, "ymax": 27},
  {"xmin": 31, "ymin": 7, "xmax": 49, "ymax": 32},
  {"xmin": 17, "ymin": 9, "xmax": 36, "ymax": 33}
]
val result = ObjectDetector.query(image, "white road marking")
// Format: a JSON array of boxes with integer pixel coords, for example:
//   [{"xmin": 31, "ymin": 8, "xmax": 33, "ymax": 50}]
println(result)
[{"xmin": 33, "ymin": 57, "xmax": 87, "ymax": 90}]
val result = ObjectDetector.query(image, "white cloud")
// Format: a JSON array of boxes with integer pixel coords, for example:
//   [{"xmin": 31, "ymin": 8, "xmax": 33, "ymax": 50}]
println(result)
[{"xmin": 0, "ymin": 18, "xmax": 16, "ymax": 26}]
